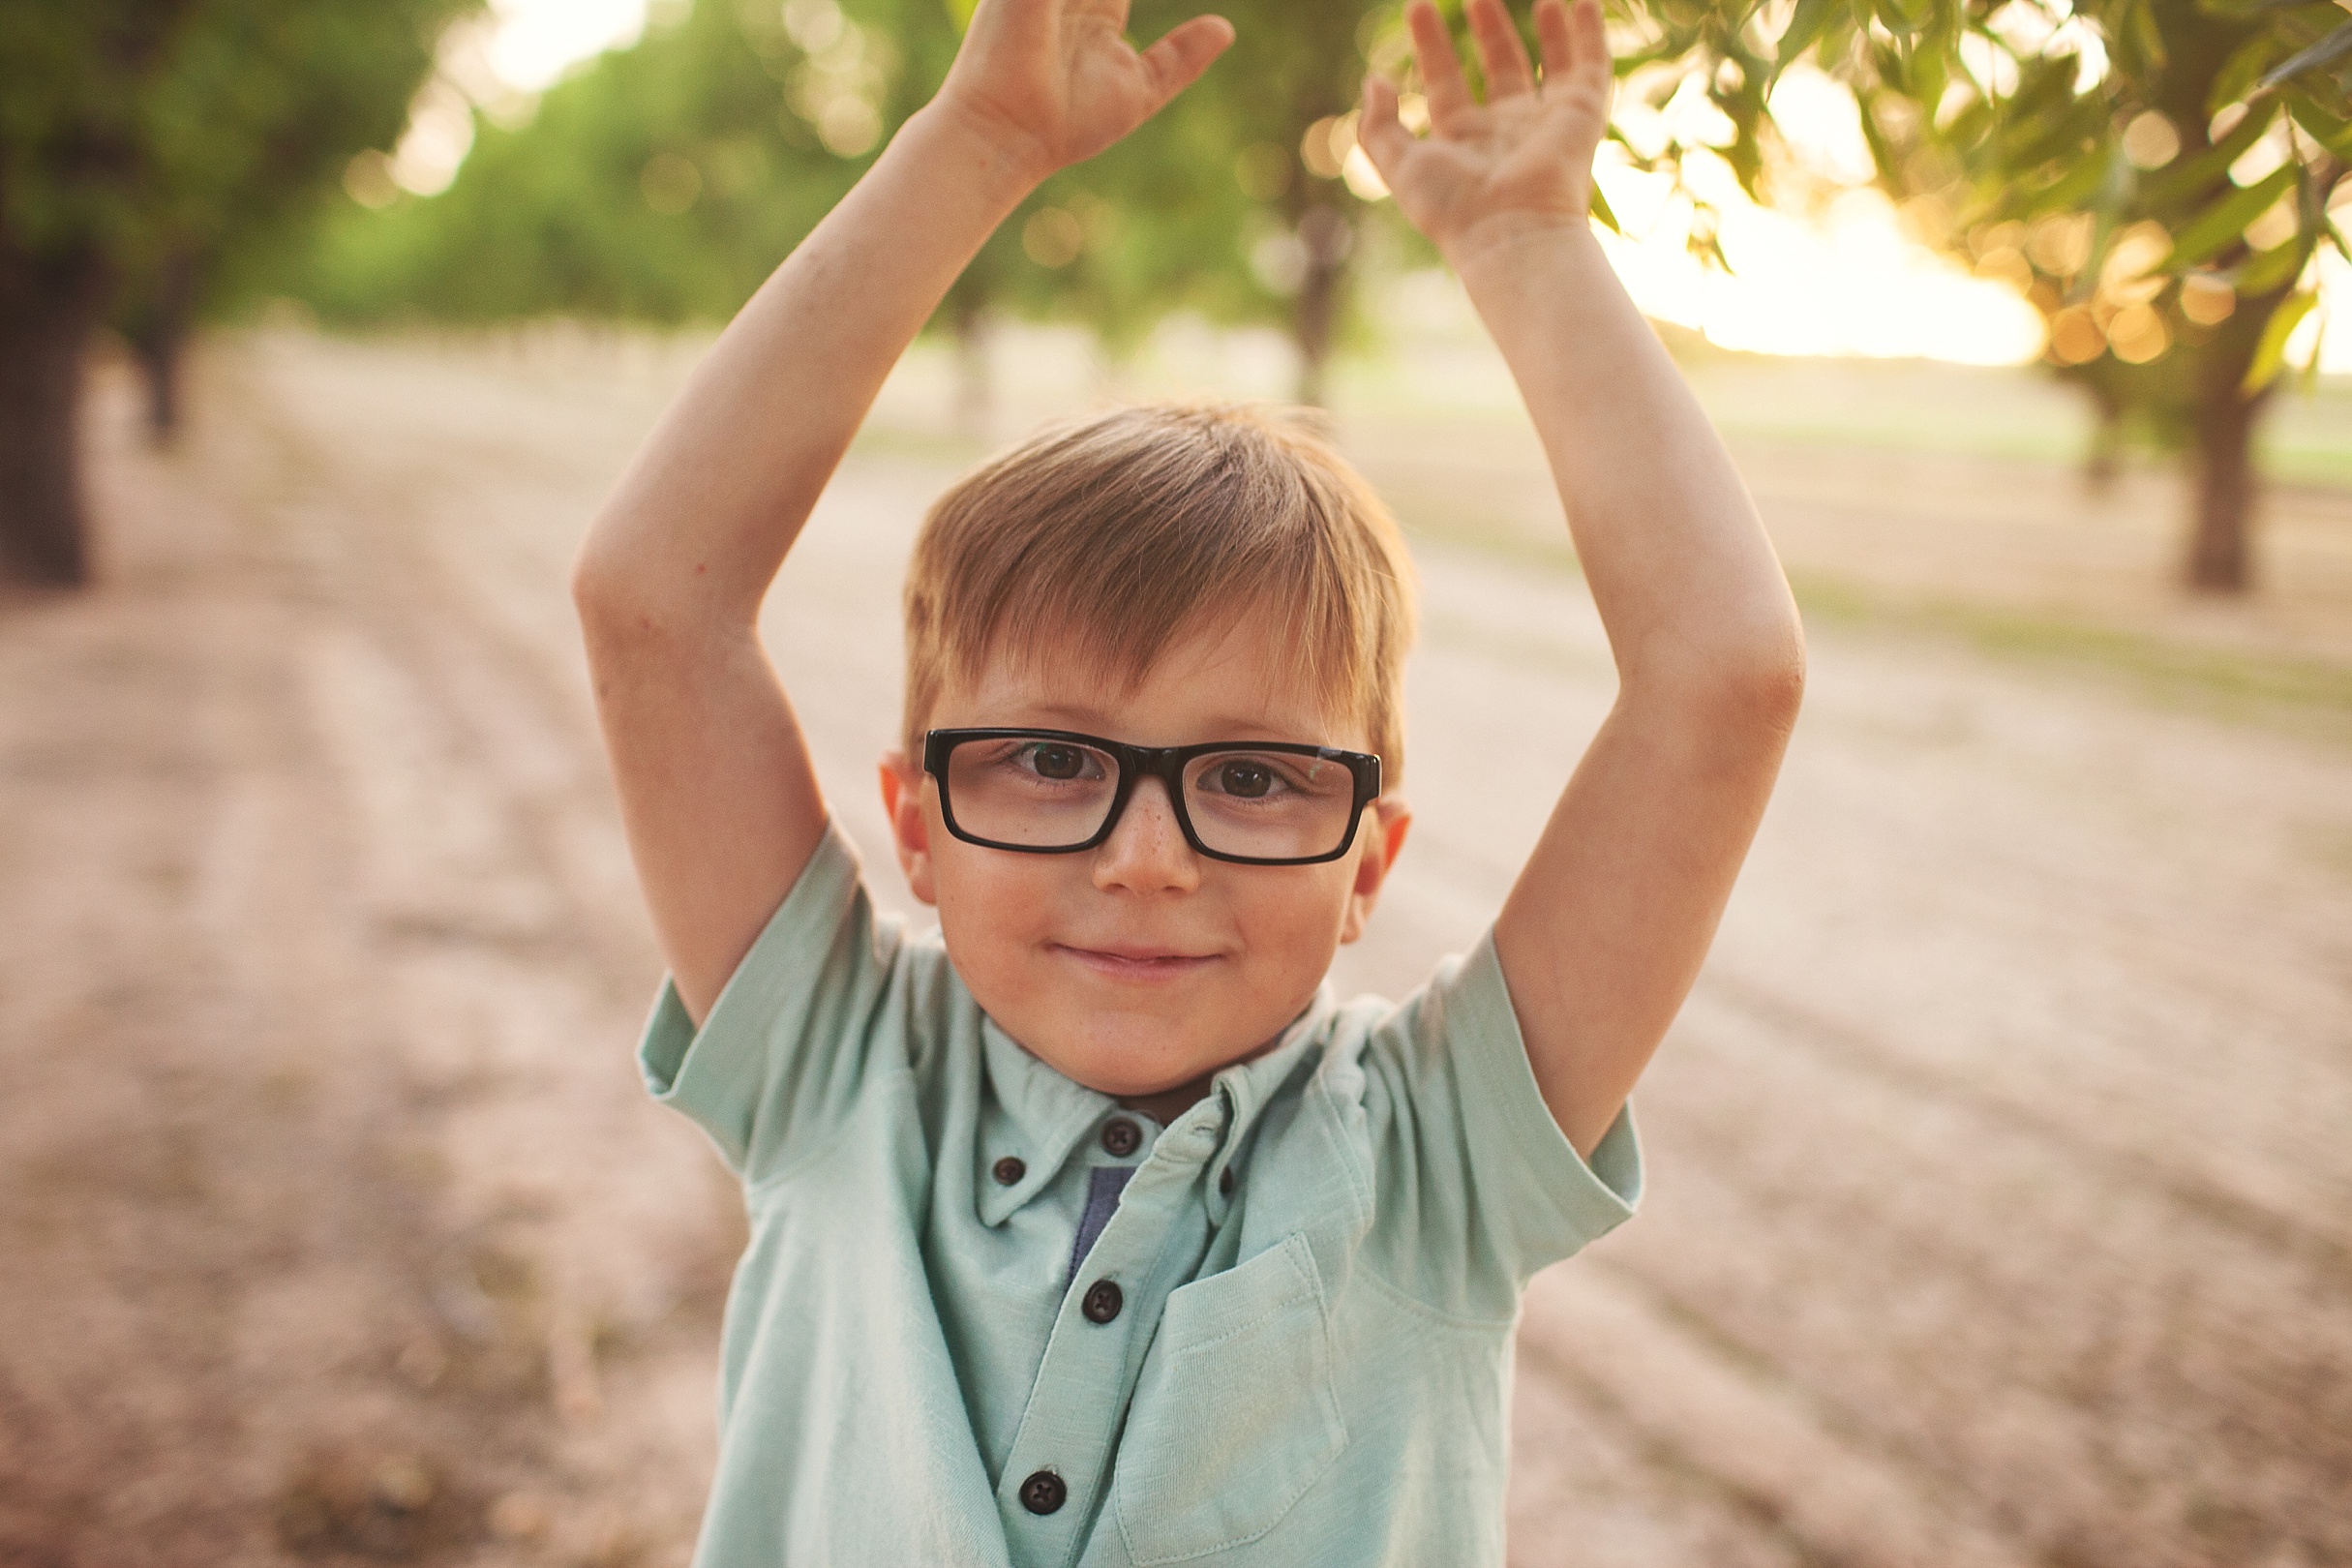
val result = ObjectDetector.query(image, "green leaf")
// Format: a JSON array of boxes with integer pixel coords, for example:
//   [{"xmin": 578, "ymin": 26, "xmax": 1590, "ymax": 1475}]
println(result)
[
  {"xmin": 2165, "ymin": 163, "xmax": 2300, "ymax": 269},
  {"xmin": 1998, "ymin": 94, "xmax": 2109, "ymax": 176},
  {"xmin": 2242, "ymin": 287, "xmax": 2317, "ymax": 394},
  {"xmin": 1873, "ymin": 0, "xmax": 1929, "ymax": 40},
  {"xmin": 1853, "ymin": 86, "xmax": 1904, "ymax": 183},
  {"xmin": 1769, "ymin": 0, "xmax": 1840, "ymax": 85},
  {"xmin": 2140, "ymin": 100, "xmax": 2278, "ymax": 210},
  {"xmin": 2286, "ymin": 92, "xmax": 2352, "ymax": 155},
  {"xmin": 2074, "ymin": 142, "xmax": 2135, "ymax": 296},
  {"xmin": 2017, "ymin": 141, "xmax": 2114, "ymax": 221},
  {"xmin": 2007, "ymin": 54, "xmax": 2082, "ymax": 128},
  {"xmin": 2234, "ymin": 234, "xmax": 2308, "ymax": 293},
  {"xmin": 1588, "ymin": 180, "xmax": 1620, "ymax": 234},
  {"xmin": 2197, "ymin": 0, "xmax": 2315, "ymax": 21},
  {"xmin": 2208, "ymin": 33, "xmax": 2285, "ymax": 119},
  {"xmin": 2119, "ymin": 0, "xmax": 2168, "ymax": 74},
  {"xmin": 2258, "ymin": 17, "xmax": 2352, "ymax": 90}
]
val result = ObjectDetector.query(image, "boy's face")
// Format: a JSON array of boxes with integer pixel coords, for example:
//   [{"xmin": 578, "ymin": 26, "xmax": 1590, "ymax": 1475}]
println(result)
[{"xmin": 881, "ymin": 614, "xmax": 1410, "ymax": 1105}]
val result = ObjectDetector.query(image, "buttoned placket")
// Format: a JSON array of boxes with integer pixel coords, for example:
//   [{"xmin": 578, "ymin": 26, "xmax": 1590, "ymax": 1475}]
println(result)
[
  {"xmin": 992, "ymin": 1096, "xmax": 1231, "ymax": 1567},
  {"xmin": 973, "ymin": 989, "xmax": 1336, "ymax": 1567}
]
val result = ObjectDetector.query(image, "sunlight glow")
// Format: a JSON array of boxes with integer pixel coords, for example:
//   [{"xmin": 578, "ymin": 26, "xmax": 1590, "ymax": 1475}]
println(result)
[
  {"xmin": 1583, "ymin": 64, "xmax": 2350, "ymax": 374},
  {"xmin": 482, "ymin": 0, "xmax": 649, "ymax": 90},
  {"xmin": 1590, "ymin": 156, "xmax": 2049, "ymax": 365}
]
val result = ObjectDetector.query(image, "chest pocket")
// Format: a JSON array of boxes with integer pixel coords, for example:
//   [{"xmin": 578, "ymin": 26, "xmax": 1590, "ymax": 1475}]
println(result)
[{"xmin": 1114, "ymin": 1233, "xmax": 1347, "ymax": 1564}]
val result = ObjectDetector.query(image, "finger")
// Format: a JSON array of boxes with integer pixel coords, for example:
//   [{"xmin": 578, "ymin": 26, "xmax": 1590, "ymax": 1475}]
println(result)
[
  {"xmin": 966, "ymin": 0, "xmax": 1046, "ymax": 50},
  {"xmin": 1357, "ymin": 72, "xmax": 1417, "ymax": 181},
  {"xmin": 1405, "ymin": 0, "xmax": 1474, "ymax": 125},
  {"xmin": 1467, "ymin": 0, "xmax": 1537, "ymax": 100},
  {"xmin": 1137, "ymin": 14, "xmax": 1235, "ymax": 107},
  {"xmin": 1551, "ymin": 0, "xmax": 1611, "ymax": 99},
  {"xmin": 1534, "ymin": 0, "xmax": 1575, "ymax": 80}
]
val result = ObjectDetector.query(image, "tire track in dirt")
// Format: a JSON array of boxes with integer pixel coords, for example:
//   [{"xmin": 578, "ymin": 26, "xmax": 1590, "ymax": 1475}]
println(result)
[
  {"xmin": 232, "ymin": 350, "xmax": 743, "ymax": 1562},
  {"xmin": 0, "ymin": 371, "xmax": 560, "ymax": 1565},
  {"xmin": 1, "ymin": 349, "xmax": 736, "ymax": 1566}
]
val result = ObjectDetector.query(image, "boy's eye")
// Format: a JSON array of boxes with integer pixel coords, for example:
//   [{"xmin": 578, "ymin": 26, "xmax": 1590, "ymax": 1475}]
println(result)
[
  {"xmin": 1022, "ymin": 742, "xmax": 1095, "ymax": 780},
  {"xmin": 1210, "ymin": 760, "xmax": 1275, "ymax": 799},
  {"xmin": 1192, "ymin": 752, "xmax": 1326, "ymax": 801}
]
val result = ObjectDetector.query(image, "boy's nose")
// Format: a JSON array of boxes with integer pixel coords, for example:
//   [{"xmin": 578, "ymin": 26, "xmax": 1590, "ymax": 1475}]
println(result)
[{"xmin": 1093, "ymin": 777, "xmax": 1201, "ymax": 892}]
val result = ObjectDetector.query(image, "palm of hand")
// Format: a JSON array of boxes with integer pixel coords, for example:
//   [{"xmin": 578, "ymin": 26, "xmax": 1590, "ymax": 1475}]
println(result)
[
  {"xmin": 945, "ymin": 0, "xmax": 1230, "ymax": 176},
  {"xmin": 1388, "ymin": 88, "xmax": 1603, "ymax": 254},
  {"xmin": 1363, "ymin": 0, "xmax": 1613, "ymax": 261}
]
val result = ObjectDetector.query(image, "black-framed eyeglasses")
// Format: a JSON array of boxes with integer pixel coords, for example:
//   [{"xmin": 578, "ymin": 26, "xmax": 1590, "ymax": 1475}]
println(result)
[{"xmin": 921, "ymin": 728, "xmax": 1382, "ymax": 865}]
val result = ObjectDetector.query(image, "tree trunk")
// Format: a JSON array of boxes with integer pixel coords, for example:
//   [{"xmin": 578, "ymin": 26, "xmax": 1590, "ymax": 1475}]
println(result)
[
  {"xmin": 2185, "ymin": 377, "xmax": 2261, "ymax": 593},
  {"xmin": 2082, "ymin": 385, "xmax": 2124, "ymax": 500},
  {"xmin": 125, "ymin": 251, "xmax": 198, "ymax": 445},
  {"xmin": 0, "ymin": 241, "xmax": 106, "ymax": 588},
  {"xmin": 1291, "ymin": 205, "xmax": 1352, "ymax": 408},
  {"xmin": 946, "ymin": 272, "xmax": 991, "ymax": 440},
  {"xmin": 2182, "ymin": 301, "xmax": 2279, "ymax": 596}
]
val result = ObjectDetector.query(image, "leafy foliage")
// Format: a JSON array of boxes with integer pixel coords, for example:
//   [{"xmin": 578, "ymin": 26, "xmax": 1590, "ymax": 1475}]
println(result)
[
  {"xmin": 286, "ymin": 0, "xmax": 864, "ymax": 324},
  {"xmin": 0, "ymin": 0, "xmax": 479, "ymax": 309},
  {"xmin": 1613, "ymin": 0, "xmax": 2350, "ymax": 588},
  {"xmin": 1621, "ymin": 0, "xmax": 2350, "ymax": 407},
  {"xmin": 281, "ymin": 0, "xmax": 1409, "ymax": 375}
]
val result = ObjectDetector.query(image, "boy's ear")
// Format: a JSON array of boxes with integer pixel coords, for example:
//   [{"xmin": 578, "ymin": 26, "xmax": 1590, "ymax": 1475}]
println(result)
[
  {"xmin": 1339, "ymin": 797, "xmax": 1412, "ymax": 945},
  {"xmin": 879, "ymin": 751, "xmax": 940, "ymax": 906}
]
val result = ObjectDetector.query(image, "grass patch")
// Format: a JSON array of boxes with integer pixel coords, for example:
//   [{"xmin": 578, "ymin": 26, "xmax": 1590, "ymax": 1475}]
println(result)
[
  {"xmin": 1792, "ymin": 570, "xmax": 2352, "ymax": 739},
  {"xmin": 1393, "ymin": 507, "xmax": 2352, "ymax": 741}
]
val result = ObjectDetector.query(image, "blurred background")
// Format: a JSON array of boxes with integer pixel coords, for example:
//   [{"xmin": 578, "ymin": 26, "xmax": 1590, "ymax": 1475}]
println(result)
[{"xmin": 3, "ymin": 0, "xmax": 2350, "ymax": 1564}]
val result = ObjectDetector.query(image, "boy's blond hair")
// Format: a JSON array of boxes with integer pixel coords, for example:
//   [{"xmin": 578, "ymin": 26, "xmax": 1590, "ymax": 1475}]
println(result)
[{"xmin": 903, "ymin": 403, "xmax": 1419, "ymax": 781}]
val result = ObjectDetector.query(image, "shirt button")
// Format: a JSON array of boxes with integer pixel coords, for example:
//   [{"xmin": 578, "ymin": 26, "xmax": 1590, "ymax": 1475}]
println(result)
[
  {"xmin": 1101, "ymin": 1117, "xmax": 1142, "ymax": 1157},
  {"xmin": 1081, "ymin": 1279, "xmax": 1124, "ymax": 1324},
  {"xmin": 1019, "ymin": 1469, "xmax": 1067, "ymax": 1515},
  {"xmin": 1219, "ymin": 1165, "xmax": 1235, "ymax": 1196},
  {"xmin": 992, "ymin": 1156, "xmax": 1026, "ymax": 1186}
]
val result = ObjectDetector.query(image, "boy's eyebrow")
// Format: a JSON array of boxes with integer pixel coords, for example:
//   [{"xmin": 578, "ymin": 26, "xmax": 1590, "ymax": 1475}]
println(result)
[{"xmin": 980, "ymin": 700, "xmax": 1345, "ymax": 745}]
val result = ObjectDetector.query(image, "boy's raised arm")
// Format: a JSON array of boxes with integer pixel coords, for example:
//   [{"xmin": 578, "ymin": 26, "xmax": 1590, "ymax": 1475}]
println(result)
[
  {"xmin": 1360, "ymin": 0, "xmax": 1806, "ymax": 1159},
  {"xmin": 573, "ymin": 0, "xmax": 1231, "ymax": 1023}
]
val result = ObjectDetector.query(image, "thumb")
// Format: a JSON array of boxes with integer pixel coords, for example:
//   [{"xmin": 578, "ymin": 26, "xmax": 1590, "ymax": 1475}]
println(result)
[
  {"xmin": 1138, "ymin": 15, "xmax": 1235, "ymax": 109},
  {"xmin": 1357, "ymin": 74, "xmax": 1414, "ymax": 182}
]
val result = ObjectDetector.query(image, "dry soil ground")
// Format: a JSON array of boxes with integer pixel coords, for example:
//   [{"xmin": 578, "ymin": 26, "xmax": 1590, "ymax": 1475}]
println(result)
[{"xmin": 3, "ymin": 331, "xmax": 2349, "ymax": 1568}]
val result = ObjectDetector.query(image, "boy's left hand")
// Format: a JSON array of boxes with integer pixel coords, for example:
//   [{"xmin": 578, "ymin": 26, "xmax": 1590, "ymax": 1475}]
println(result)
[{"xmin": 1359, "ymin": 0, "xmax": 1612, "ymax": 268}]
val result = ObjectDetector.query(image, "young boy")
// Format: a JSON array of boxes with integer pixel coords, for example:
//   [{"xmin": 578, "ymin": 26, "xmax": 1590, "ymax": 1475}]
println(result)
[{"xmin": 572, "ymin": 0, "xmax": 1803, "ymax": 1561}]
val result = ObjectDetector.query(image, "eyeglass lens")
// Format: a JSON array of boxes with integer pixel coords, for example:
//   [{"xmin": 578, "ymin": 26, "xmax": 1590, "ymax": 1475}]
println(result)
[{"xmin": 942, "ymin": 736, "xmax": 1358, "ymax": 860}]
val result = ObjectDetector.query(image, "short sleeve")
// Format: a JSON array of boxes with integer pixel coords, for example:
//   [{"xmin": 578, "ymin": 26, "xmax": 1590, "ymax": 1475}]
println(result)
[
  {"xmin": 637, "ymin": 824, "xmax": 909, "ymax": 1183},
  {"xmin": 1355, "ymin": 930, "xmax": 1642, "ymax": 1317}
]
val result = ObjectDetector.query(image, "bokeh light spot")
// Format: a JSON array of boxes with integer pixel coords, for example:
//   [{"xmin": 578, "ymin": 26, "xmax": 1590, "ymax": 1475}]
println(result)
[
  {"xmin": 640, "ymin": 153, "xmax": 701, "ymax": 214},
  {"xmin": 1023, "ymin": 207, "xmax": 1084, "ymax": 268}
]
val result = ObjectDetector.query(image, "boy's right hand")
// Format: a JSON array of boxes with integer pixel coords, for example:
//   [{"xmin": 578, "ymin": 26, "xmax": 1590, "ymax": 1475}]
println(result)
[{"xmin": 934, "ymin": 0, "xmax": 1234, "ymax": 183}]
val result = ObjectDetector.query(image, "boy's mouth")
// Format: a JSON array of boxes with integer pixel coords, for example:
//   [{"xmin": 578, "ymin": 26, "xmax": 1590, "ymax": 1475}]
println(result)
[{"xmin": 1051, "ymin": 944, "xmax": 1221, "ymax": 981}]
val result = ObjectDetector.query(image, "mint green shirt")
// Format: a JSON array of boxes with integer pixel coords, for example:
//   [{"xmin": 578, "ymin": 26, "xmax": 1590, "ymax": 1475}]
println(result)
[{"xmin": 641, "ymin": 826, "xmax": 1641, "ymax": 1567}]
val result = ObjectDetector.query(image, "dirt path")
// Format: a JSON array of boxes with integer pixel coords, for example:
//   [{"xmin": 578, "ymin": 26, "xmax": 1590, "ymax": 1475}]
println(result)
[
  {"xmin": 4, "ymin": 332, "xmax": 2349, "ymax": 1567},
  {"xmin": 0, "ymin": 350, "xmax": 730, "ymax": 1567}
]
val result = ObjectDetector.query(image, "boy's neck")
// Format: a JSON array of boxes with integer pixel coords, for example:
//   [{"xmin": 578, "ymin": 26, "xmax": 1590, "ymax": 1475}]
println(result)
[{"xmin": 1117, "ymin": 1072, "xmax": 1215, "ymax": 1128}]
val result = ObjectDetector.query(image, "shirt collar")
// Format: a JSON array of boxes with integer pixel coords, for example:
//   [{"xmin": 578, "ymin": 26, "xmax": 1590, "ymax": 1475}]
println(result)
[
  {"xmin": 973, "ymin": 981, "xmax": 1339, "ymax": 1227},
  {"xmin": 977, "ymin": 1012, "xmax": 1118, "ymax": 1225},
  {"xmin": 1204, "ymin": 981, "xmax": 1335, "ymax": 1221}
]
